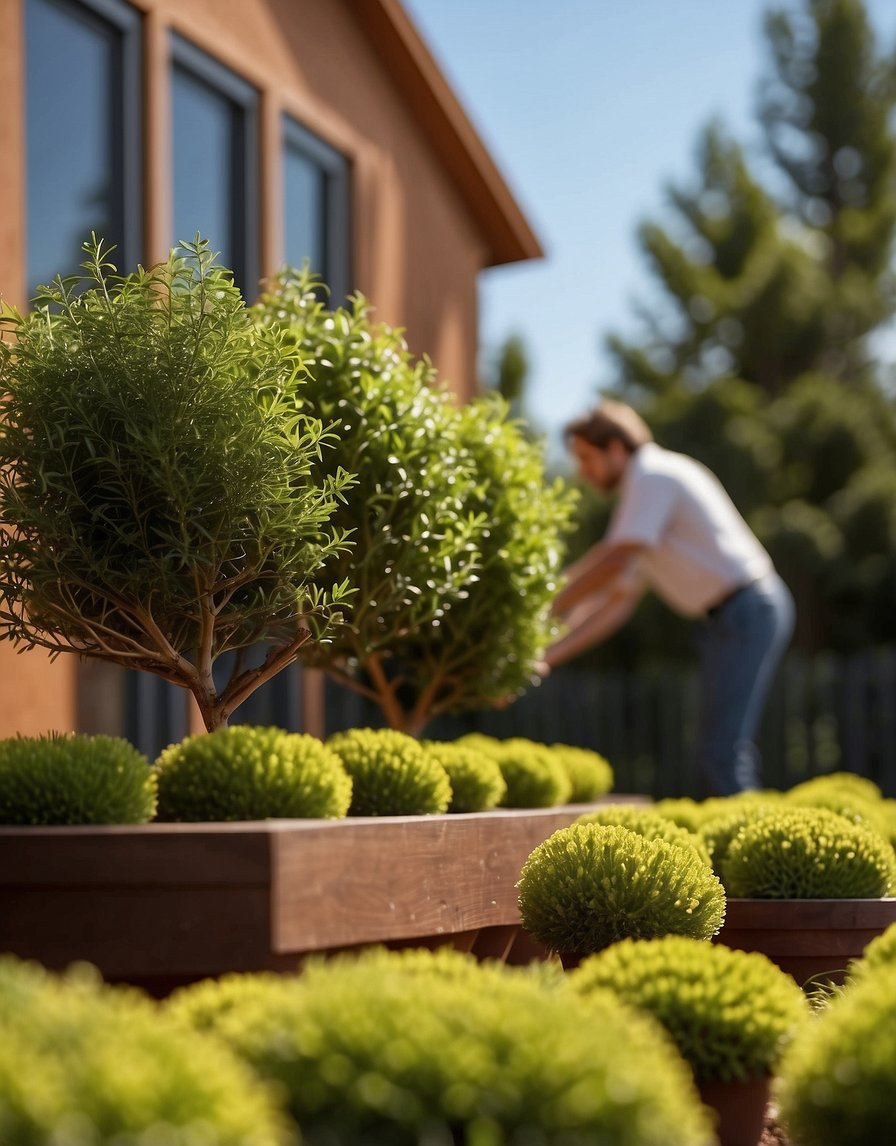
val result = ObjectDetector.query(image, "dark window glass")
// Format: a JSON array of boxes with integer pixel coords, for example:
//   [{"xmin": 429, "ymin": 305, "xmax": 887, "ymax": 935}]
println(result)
[
  {"xmin": 25, "ymin": 0, "xmax": 140, "ymax": 297},
  {"xmin": 170, "ymin": 37, "xmax": 258, "ymax": 293},
  {"xmin": 282, "ymin": 117, "xmax": 350, "ymax": 301},
  {"xmin": 284, "ymin": 147, "xmax": 326, "ymax": 275}
]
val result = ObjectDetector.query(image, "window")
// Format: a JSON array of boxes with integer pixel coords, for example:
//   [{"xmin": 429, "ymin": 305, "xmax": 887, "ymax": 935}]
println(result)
[
  {"xmin": 170, "ymin": 35, "xmax": 259, "ymax": 293},
  {"xmin": 283, "ymin": 116, "xmax": 350, "ymax": 301},
  {"xmin": 25, "ymin": 0, "xmax": 141, "ymax": 298}
]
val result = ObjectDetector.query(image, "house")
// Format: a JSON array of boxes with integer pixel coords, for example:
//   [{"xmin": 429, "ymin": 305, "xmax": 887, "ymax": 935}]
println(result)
[{"xmin": 0, "ymin": 0, "xmax": 541, "ymax": 748}]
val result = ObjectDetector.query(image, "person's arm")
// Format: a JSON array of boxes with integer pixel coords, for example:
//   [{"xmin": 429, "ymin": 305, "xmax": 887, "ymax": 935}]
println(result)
[
  {"xmin": 552, "ymin": 539, "xmax": 645, "ymax": 617},
  {"xmin": 542, "ymin": 584, "xmax": 640, "ymax": 670}
]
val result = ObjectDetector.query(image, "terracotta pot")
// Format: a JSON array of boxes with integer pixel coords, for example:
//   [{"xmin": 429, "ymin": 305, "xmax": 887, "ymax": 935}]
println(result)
[
  {"xmin": 697, "ymin": 1075, "xmax": 771, "ymax": 1146},
  {"xmin": 716, "ymin": 897, "xmax": 896, "ymax": 987}
]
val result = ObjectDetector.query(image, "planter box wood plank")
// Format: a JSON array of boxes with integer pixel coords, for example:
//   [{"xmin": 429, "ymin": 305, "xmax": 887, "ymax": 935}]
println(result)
[
  {"xmin": 0, "ymin": 803, "xmax": 626, "ymax": 992},
  {"xmin": 717, "ymin": 897, "xmax": 896, "ymax": 985}
]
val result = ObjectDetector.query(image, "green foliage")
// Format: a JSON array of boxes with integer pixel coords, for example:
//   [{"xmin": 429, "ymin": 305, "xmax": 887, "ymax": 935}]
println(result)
[
  {"xmin": 576, "ymin": 805, "xmax": 713, "ymax": 868},
  {"xmin": 254, "ymin": 270, "xmax": 577, "ymax": 733},
  {"xmin": 721, "ymin": 806, "xmax": 896, "ymax": 898},
  {"xmin": 517, "ymin": 823, "xmax": 726, "ymax": 956},
  {"xmin": 154, "ymin": 726, "xmax": 351, "ymax": 822},
  {"xmin": 0, "ymin": 238, "xmax": 354, "ymax": 730},
  {"xmin": 326, "ymin": 727, "xmax": 451, "ymax": 816},
  {"xmin": 776, "ymin": 963, "xmax": 896, "ymax": 1146},
  {"xmin": 483, "ymin": 737, "xmax": 572, "ymax": 808},
  {"xmin": 169, "ymin": 946, "xmax": 716, "ymax": 1146},
  {"xmin": 421, "ymin": 741, "xmax": 506, "ymax": 813},
  {"xmin": 397, "ymin": 397, "xmax": 576, "ymax": 721},
  {"xmin": 698, "ymin": 801, "xmax": 783, "ymax": 874},
  {"xmin": 572, "ymin": 935, "xmax": 809, "ymax": 1082},
  {"xmin": 787, "ymin": 770, "xmax": 883, "ymax": 806},
  {"xmin": 582, "ymin": 0, "xmax": 896, "ymax": 660},
  {"xmin": 549, "ymin": 743, "xmax": 614, "ymax": 801},
  {"xmin": 849, "ymin": 919, "xmax": 896, "ymax": 980},
  {"xmin": 0, "ymin": 733, "xmax": 155, "ymax": 825},
  {"xmin": 651, "ymin": 797, "xmax": 706, "ymax": 833},
  {"xmin": 0, "ymin": 956, "xmax": 289, "ymax": 1145}
]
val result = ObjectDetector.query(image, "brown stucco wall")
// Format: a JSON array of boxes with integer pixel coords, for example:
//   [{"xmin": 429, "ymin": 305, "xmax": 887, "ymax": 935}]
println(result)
[
  {"xmin": 0, "ymin": 0, "xmax": 512, "ymax": 738},
  {"xmin": 140, "ymin": 0, "xmax": 486, "ymax": 397}
]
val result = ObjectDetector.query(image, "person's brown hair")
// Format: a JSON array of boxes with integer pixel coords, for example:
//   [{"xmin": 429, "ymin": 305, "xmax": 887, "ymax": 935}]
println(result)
[{"xmin": 564, "ymin": 400, "xmax": 654, "ymax": 454}]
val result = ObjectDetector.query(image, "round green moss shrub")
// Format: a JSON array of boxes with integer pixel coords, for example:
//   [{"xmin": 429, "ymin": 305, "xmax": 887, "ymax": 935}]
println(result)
[
  {"xmin": 170, "ymin": 947, "xmax": 715, "ymax": 1146},
  {"xmin": 787, "ymin": 771, "xmax": 883, "ymax": 806},
  {"xmin": 421, "ymin": 741, "xmax": 506, "ymax": 812},
  {"xmin": 651, "ymin": 797, "xmax": 706, "ymax": 833},
  {"xmin": 721, "ymin": 807, "xmax": 896, "ymax": 898},
  {"xmin": 881, "ymin": 799, "xmax": 896, "ymax": 849},
  {"xmin": 485, "ymin": 737, "xmax": 572, "ymax": 808},
  {"xmin": 776, "ymin": 963, "xmax": 896, "ymax": 1145},
  {"xmin": 572, "ymin": 936, "xmax": 809, "ymax": 1082},
  {"xmin": 576, "ymin": 805, "xmax": 713, "ymax": 868},
  {"xmin": 0, "ymin": 733, "xmax": 156, "ymax": 825},
  {"xmin": 155, "ymin": 725, "xmax": 352, "ymax": 821},
  {"xmin": 326, "ymin": 727, "xmax": 451, "ymax": 815},
  {"xmin": 848, "ymin": 919, "xmax": 896, "ymax": 982},
  {"xmin": 517, "ymin": 823, "xmax": 726, "ymax": 956},
  {"xmin": 698, "ymin": 801, "xmax": 782, "ymax": 875},
  {"xmin": 549, "ymin": 743, "xmax": 614, "ymax": 802},
  {"xmin": 0, "ymin": 956, "xmax": 288, "ymax": 1145}
]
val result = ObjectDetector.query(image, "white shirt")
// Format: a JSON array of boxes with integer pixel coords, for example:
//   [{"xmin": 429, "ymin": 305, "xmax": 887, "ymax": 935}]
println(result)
[{"xmin": 607, "ymin": 442, "xmax": 773, "ymax": 617}]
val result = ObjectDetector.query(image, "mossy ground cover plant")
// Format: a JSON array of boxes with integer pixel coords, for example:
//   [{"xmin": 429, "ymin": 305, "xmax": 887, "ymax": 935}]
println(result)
[
  {"xmin": 549, "ymin": 743, "xmax": 614, "ymax": 801},
  {"xmin": 847, "ymin": 918, "xmax": 896, "ymax": 980},
  {"xmin": 576, "ymin": 805, "xmax": 713, "ymax": 868},
  {"xmin": 456, "ymin": 734, "xmax": 575, "ymax": 808},
  {"xmin": 517, "ymin": 823, "xmax": 726, "ymax": 956},
  {"xmin": 154, "ymin": 725, "xmax": 352, "ymax": 821},
  {"xmin": 0, "ymin": 238, "xmax": 353, "ymax": 732},
  {"xmin": 489, "ymin": 737, "xmax": 572, "ymax": 808},
  {"xmin": 0, "ymin": 956, "xmax": 288, "ymax": 1145},
  {"xmin": 0, "ymin": 733, "xmax": 156, "ymax": 825},
  {"xmin": 572, "ymin": 935, "xmax": 809, "ymax": 1082},
  {"xmin": 422, "ymin": 741, "xmax": 507, "ymax": 813},
  {"xmin": 721, "ymin": 806, "xmax": 896, "ymax": 898},
  {"xmin": 169, "ymin": 947, "xmax": 716, "ymax": 1146},
  {"xmin": 326, "ymin": 727, "xmax": 452, "ymax": 816},
  {"xmin": 776, "ymin": 963, "xmax": 896, "ymax": 1146}
]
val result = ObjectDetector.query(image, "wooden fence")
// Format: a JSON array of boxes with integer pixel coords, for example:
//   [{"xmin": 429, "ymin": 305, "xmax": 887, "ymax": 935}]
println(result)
[
  {"xmin": 124, "ymin": 648, "xmax": 896, "ymax": 800},
  {"xmin": 325, "ymin": 648, "xmax": 896, "ymax": 800}
]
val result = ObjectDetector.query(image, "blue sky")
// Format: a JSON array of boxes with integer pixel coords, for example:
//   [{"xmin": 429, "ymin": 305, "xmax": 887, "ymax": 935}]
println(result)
[{"xmin": 403, "ymin": 0, "xmax": 896, "ymax": 465}]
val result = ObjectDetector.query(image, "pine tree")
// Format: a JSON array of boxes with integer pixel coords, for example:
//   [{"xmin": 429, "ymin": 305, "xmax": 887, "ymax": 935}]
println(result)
[{"xmin": 587, "ymin": 0, "xmax": 896, "ymax": 659}]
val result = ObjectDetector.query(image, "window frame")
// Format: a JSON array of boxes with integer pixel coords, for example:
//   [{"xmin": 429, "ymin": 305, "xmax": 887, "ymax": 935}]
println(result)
[
  {"xmin": 25, "ymin": 0, "xmax": 143, "ymax": 290},
  {"xmin": 169, "ymin": 32, "xmax": 260, "ymax": 293},
  {"xmin": 282, "ymin": 114, "xmax": 351, "ymax": 302}
]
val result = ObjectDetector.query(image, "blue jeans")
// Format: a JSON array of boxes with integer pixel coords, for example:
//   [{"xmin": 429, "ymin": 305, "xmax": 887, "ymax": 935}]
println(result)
[{"xmin": 695, "ymin": 574, "xmax": 794, "ymax": 795}]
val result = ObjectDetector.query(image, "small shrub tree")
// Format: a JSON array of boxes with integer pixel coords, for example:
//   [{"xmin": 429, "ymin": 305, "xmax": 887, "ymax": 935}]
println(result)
[
  {"xmin": 254, "ymin": 270, "xmax": 577, "ymax": 734},
  {"xmin": 0, "ymin": 238, "xmax": 354, "ymax": 731}
]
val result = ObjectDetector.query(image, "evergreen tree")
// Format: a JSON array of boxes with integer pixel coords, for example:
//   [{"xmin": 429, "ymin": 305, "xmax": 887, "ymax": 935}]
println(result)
[{"xmin": 584, "ymin": 0, "xmax": 896, "ymax": 660}]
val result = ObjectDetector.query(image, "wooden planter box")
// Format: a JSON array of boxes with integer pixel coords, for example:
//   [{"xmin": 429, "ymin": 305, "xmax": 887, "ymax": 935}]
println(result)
[
  {"xmin": 717, "ymin": 897, "xmax": 896, "ymax": 986},
  {"xmin": 0, "ymin": 803, "xmax": 631, "ymax": 994}
]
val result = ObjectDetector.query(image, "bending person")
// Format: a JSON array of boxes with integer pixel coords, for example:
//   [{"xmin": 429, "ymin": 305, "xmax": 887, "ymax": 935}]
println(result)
[{"xmin": 545, "ymin": 399, "xmax": 793, "ymax": 795}]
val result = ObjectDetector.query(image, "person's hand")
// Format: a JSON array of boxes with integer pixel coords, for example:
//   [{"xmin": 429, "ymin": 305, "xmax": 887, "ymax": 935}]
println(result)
[{"xmin": 531, "ymin": 660, "xmax": 551, "ymax": 683}]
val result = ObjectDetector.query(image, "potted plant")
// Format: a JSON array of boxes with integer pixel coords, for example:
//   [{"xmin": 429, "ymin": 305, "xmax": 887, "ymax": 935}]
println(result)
[
  {"xmin": 714, "ymin": 805, "xmax": 896, "ymax": 985},
  {"xmin": 516, "ymin": 822, "xmax": 726, "ymax": 966},
  {"xmin": 571, "ymin": 935, "xmax": 810, "ymax": 1146}
]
